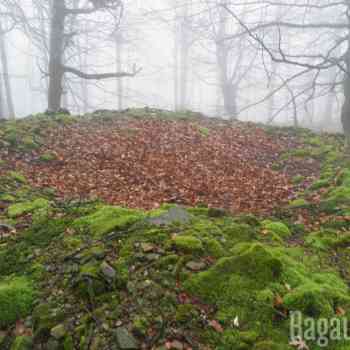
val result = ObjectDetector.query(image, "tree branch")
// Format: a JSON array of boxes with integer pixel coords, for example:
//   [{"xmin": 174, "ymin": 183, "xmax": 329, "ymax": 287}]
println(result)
[{"xmin": 62, "ymin": 64, "xmax": 142, "ymax": 80}]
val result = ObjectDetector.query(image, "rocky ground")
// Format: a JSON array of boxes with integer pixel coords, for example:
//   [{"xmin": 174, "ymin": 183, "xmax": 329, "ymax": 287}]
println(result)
[{"xmin": 0, "ymin": 109, "xmax": 349, "ymax": 350}]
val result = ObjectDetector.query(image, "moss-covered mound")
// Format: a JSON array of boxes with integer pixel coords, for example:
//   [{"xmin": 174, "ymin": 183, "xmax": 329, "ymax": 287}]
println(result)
[
  {"xmin": 0, "ymin": 187, "xmax": 349, "ymax": 349},
  {"xmin": 1, "ymin": 115, "xmax": 350, "ymax": 349}
]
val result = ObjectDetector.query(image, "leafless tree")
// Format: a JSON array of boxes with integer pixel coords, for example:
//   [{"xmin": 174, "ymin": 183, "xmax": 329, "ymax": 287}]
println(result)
[
  {"xmin": 222, "ymin": 1, "xmax": 350, "ymax": 138},
  {"xmin": 47, "ymin": 0, "xmax": 141, "ymax": 111},
  {"xmin": 0, "ymin": 0, "xmax": 141, "ymax": 112}
]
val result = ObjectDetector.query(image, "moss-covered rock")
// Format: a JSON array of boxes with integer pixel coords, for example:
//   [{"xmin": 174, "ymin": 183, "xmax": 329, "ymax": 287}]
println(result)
[
  {"xmin": 262, "ymin": 220, "xmax": 291, "ymax": 239},
  {"xmin": 32, "ymin": 304, "xmax": 66, "ymax": 341},
  {"xmin": 305, "ymin": 230, "xmax": 350, "ymax": 251},
  {"xmin": 185, "ymin": 243, "xmax": 282, "ymax": 302},
  {"xmin": 172, "ymin": 235, "xmax": 203, "ymax": 253},
  {"xmin": 291, "ymin": 175, "xmax": 304, "ymax": 185},
  {"xmin": 0, "ymin": 278, "xmax": 35, "ymax": 327},
  {"xmin": 203, "ymin": 238, "xmax": 225, "ymax": 258},
  {"xmin": 8, "ymin": 171, "xmax": 27, "ymax": 184},
  {"xmin": 39, "ymin": 152, "xmax": 57, "ymax": 162},
  {"xmin": 10, "ymin": 336, "xmax": 34, "ymax": 350},
  {"xmin": 309, "ymin": 178, "xmax": 331, "ymax": 191},
  {"xmin": 253, "ymin": 341, "xmax": 291, "ymax": 350},
  {"xmin": 72, "ymin": 205, "xmax": 143, "ymax": 237},
  {"xmin": 289, "ymin": 198, "xmax": 309, "ymax": 209},
  {"xmin": 283, "ymin": 281, "xmax": 349, "ymax": 318},
  {"xmin": 7, "ymin": 198, "xmax": 50, "ymax": 218}
]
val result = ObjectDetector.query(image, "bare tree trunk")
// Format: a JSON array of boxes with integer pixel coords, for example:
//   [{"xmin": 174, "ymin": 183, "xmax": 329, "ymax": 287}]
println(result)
[
  {"xmin": 179, "ymin": 0, "xmax": 190, "ymax": 111},
  {"xmin": 222, "ymin": 82, "xmax": 237, "ymax": 117},
  {"xmin": 0, "ymin": 28, "xmax": 15, "ymax": 119},
  {"xmin": 216, "ymin": 2, "xmax": 237, "ymax": 118},
  {"xmin": 173, "ymin": 19, "xmax": 179, "ymax": 111},
  {"xmin": 48, "ymin": 0, "xmax": 66, "ymax": 111},
  {"xmin": 115, "ymin": 32, "xmax": 123, "ymax": 110},
  {"xmin": 0, "ymin": 75, "xmax": 4, "ymax": 119},
  {"xmin": 79, "ymin": 7, "xmax": 88, "ymax": 113},
  {"xmin": 323, "ymin": 86, "xmax": 335, "ymax": 130},
  {"xmin": 342, "ymin": 63, "xmax": 350, "ymax": 144}
]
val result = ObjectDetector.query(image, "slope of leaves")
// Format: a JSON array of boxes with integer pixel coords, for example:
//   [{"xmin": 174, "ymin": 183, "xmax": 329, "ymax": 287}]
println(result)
[{"xmin": 0, "ymin": 111, "xmax": 319, "ymax": 214}]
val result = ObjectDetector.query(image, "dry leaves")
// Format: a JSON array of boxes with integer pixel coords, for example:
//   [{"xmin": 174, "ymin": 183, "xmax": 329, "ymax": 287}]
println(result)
[{"xmin": 2, "ymin": 118, "xmax": 315, "ymax": 213}]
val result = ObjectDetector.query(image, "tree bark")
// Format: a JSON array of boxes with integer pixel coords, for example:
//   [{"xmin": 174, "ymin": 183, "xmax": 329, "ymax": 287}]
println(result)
[
  {"xmin": 341, "ymin": 73, "xmax": 350, "ymax": 143},
  {"xmin": 341, "ymin": 32, "xmax": 350, "ymax": 144},
  {"xmin": 115, "ymin": 33, "xmax": 123, "ymax": 110},
  {"xmin": 179, "ymin": 0, "xmax": 190, "ymax": 111},
  {"xmin": 222, "ymin": 82, "xmax": 237, "ymax": 117},
  {"xmin": 48, "ymin": 0, "xmax": 66, "ymax": 112},
  {"xmin": 173, "ymin": 18, "xmax": 179, "ymax": 111},
  {"xmin": 0, "ymin": 75, "xmax": 4, "ymax": 120},
  {"xmin": 0, "ymin": 28, "xmax": 15, "ymax": 119},
  {"xmin": 216, "ymin": 4, "xmax": 237, "ymax": 119}
]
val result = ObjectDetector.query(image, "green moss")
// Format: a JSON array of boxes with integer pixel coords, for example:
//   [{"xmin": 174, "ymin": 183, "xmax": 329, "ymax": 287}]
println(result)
[
  {"xmin": 156, "ymin": 254, "xmax": 179, "ymax": 268},
  {"xmin": 21, "ymin": 136, "xmax": 39, "ymax": 150},
  {"xmin": 291, "ymin": 175, "xmax": 304, "ymax": 185},
  {"xmin": 306, "ymin": 136, "xmax": 323, "ymax": 146},
  {"xmin": 24, "ymin": 217, "xmax": 69, "ymax": 247},
  {"xmin": 262, "ymin": 220, "xmax": 291, "ymax": 239},
  {"xmin": 8, "ymin": 171, "xmax": 27, "ymax": 184},
  {"xmin": 328, "ymin": 186, "xmax": 350, "ymax": 205},
  {"xmin": 0, "ymin": 277, "xmax": 35, "ymax": 327},
  {"xmin": 253, "ymin": 341, "xmax": 291, "ymax": 350},
  {"xmin": 39, "ymin": 152, "xmax": 57, "ymax": 162},
  {"xmin": 175, "ymin": 304, "xmax": 197, "ymax": 323},
  {"xmin": 0, "ymin": 194, "xmax": 16, "ymax": 202},
  {"xmin": 305, "ymin": 230, "xmax": 350, "ymax": 251},
  {"xmin": 283, "ymin": 281, "xmax": 349, "ymax": 318},
  {"xmin": 114, "ymin": 258, "xmax": 129, "ymax": 288},
  {"xmin": 63, "ymin": 336, "xmax": 74, "ymax": 350},
  {"xmin": 203, "ymin": 238, "xmax": 225, "ymax": 258},
  {"xmin": 198, "ymin": 126, "xmax": 210, "ymax": 137},
  {"xmin": 72, "ymin": 205, "xmax": 143, "ymax": 237},
  {"xmin": 222, "ymin": 222, "xmax": 256, "ymax": 245},
  {"xmin": 185, "ymin": 243, "xmax": 282, "ymax": 303},
  {"xmin": 7, "ymin": 198, "xmax": 49, "ymax": 218},
  {"xmin": 289, "ymin": 199, "xmax": 309, "ymax": 209},
  {"xmin": 291, "ymin": 148, "xmax": 313, "ymax": 158},
  {"xmin": 172, "ymin": 235, "xmax": 203, "ymax": 253},
  {"xmin": 32, "ymin": 304, "xmax": 66, "ymax": 341},
  {"xmin": 233, "ymin": 214, "xmax": 260, "ymax": 226},
  {"xmin": 10, "ymin": 336, "xmax": 33, "ymax": 350},
  {"xmin": 309, "ymin": 178, "xmax": 331, "ymax": 191},
  {"xmin": 132, "ymin": 316, "xmax": 150, "ymax": 336}
]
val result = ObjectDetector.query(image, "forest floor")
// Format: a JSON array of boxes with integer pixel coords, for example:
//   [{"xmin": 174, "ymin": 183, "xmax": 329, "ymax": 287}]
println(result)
[{"xmin": 0, "ymin": 108, "xmax": 349, "ymax": 350}]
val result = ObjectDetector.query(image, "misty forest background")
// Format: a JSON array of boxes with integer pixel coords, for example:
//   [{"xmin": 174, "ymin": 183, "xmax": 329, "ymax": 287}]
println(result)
[{"xmin": 0, "ymin": 0, "xmax": 347, "ymax": 133}]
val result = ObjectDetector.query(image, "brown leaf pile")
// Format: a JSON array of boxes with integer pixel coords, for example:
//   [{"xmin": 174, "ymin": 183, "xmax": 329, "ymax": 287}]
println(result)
[{"xmin": 3, "ymin": 118, "xmax": 308, "ymax": 213}]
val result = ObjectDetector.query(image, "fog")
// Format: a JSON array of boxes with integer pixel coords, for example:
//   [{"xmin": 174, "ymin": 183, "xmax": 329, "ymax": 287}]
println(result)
[{"xmin": 0, "ymin": 0, "xmax": 347, "ymax": 132}]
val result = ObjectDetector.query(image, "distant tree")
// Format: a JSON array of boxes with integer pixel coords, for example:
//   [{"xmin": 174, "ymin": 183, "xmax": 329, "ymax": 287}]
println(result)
[
  {"xmin": 194, "ymin": 0, "xmax": 256, "ymax": 118},
  {"xmin": 47, "ymin": 0, "xmax": 141, "ymax": 112},
  {"xmin": 222, "ymin": 1, "xmax": 350, "ymax": 139},
  {"xmin": 0, "ymin": 4, "xmax": 17, "ymax": 119},
  {"xmin": 0, "ymin": 0, "xmax": 141, "ymax": 112}
]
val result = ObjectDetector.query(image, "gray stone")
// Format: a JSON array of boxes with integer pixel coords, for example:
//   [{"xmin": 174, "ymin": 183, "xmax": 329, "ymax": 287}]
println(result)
[
  {"xmin": 169, "ymin": 340, "xmax": 184, "ymax": 350},
  {"xmin": 186, "ymin": 261, "xmax": 206, "ymax": 271},
  {"xmin": 46, "ymin": 339, "xmax": 60, "ymax": 350},
  {"xmin": 146, "ymin": 253, "xmax": 160, "ymax": 262},
  {"xmin": 50, "ymin": 324, "xmax": 66, "ymax": 339},
  {"xmin": 140, "ymin": 243, "xmax": 155, "ymax": 253},
  {"xmin": 146, "ymin": 206, "xmax": 191, "ymax": 226},
  {"xmin": 114, "ymin": 327, "xmax": 139, "ymax": 349},
  {"xmin": 11, "ymin": 337, "xmax": 33, "ymax": 350},
  {"xmin": 100, "ymin": 261, "xmax": 116, "ymax": 280}
]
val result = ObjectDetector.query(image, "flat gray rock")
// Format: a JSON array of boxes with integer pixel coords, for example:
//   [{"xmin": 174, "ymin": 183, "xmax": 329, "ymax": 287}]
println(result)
[
  {"xmin": 115, "ymin": 327, "xmax": 139, "ymax": 349},
  {"xmin": 100, "ymin": 261, "xmax": 116, "ymax": 280},
  {"xmin": 146, "ymin": 206, "xmax": 191, "ymax": 226}
]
